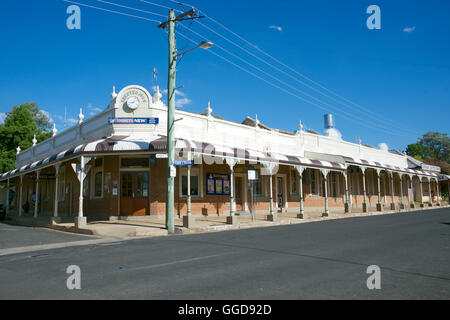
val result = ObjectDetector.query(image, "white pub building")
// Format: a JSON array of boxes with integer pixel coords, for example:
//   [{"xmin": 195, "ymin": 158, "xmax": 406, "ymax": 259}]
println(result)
[{"xmin": 1, "ymin": 85, "xmax": 448, "ymax": 226}]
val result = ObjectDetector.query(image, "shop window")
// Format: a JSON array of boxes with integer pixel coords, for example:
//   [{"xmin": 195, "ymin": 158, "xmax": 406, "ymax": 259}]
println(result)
[
  {"xmin": 330, "ymin": 172, "xmax": 339, "ymax": 198},
  {"xmin": 290, "ymin": 170, "xmax": 298, "ymax": 195},
  {"xmin": 94, "ymin": 172, "xmax": 103, "ymax": 197},
  {"xmin": 92, "ymin": 157, "xmax": 103, "ymax": 198},
  {"xmin": 310, "ymin": 169, "xmax": 317, "ymax": 195},
  {"xmin": 180, "ymin": 167, "xmax": 201, "ymax": 198},
  {"xmin": 253, "ymin": 170, "xmax": 264, "ymax": 197}
]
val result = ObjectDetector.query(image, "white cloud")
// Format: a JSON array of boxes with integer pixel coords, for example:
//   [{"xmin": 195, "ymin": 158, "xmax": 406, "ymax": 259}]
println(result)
[
  {"xmin": 66, "ymin": 118, "xmax": 78, "ymax": 125},
  {"xmin": 175, "ymin": 97, "xmax": 192, "ymax": 108},
  {"xmin": 403, "ymin": 26, "xmax": 416, "ymax": 33},
  {"xmin": 160, "ymin": 89, "xmax": 191, "ymax": 108},
  {"xmin": 39, "ymin": 109, "xmax": 54, "ymax": 124},
  {"xmin": 269, "ymin": 25, "xmax": 283, "ymax": 32},
  {"xmin": 0, "ymin": 112, "xmax": 6, "ymax": 124}
]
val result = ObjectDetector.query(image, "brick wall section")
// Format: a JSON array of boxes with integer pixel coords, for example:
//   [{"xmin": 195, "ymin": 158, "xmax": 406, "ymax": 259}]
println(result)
[{"xmin": 12, "ymin": 155, "xmax": 436, "ymax": 218}]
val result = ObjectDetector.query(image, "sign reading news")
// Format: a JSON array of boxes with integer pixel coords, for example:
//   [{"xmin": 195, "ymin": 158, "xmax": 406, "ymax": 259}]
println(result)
[{"xmin": 108, "ymin": 118, "xmax": 159, "ymax": 125}]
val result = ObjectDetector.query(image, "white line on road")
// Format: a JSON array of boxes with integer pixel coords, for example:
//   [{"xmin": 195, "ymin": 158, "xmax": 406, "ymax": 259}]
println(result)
[
  {"xmin": 128, "ymin": 253, "xmax": 234, "ymax": 271},
  {"xmin": 0, "ymin": 238, "xmax": 121, "ymax": 257}
]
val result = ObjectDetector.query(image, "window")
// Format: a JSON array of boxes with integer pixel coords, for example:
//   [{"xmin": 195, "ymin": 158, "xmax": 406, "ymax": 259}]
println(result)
[
  {"xmin": 252, "ymin": 170, "xmax": 264, "ymax": 197},
  {"xmin": 330, "ymin": 172, "xmax": 339, "ymax": 198},
  {"xmin": 182, "ymin": 175, "xmax": 199, "ymax": 196},
  {"xmin": 92, "ymin": 157, "xmax": 103, "ymax": 198},
  {"xmin": 310, "ymin": 170, "xmax": 317, "ymax": 195},
  {"xmin": 180, "ymin": 167, "xmax": 201, "ymax": 198},
  {"xmin": 121, "ymin": 158, "xmax": 149, "ymax": 169},
  {"xmin": 94, "ymin": 172, "xmax": 103, "ymax": 197},
  {"xmin": 290, "ymin": 170, "xmax": 298, "ymax": 195}
]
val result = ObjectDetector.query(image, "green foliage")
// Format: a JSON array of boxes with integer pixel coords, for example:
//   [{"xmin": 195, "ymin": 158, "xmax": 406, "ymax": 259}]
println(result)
[
  {"xmin": 407, "ymin": 132, "xmax": 450, "ymax": 162},
  {"xmin": 406, "ymin": 131, "xmax": 450, "ymax": 174},
  {"xmin": 406, "ymin": 142, "xmax": 428, "ymax": 161},
  {"xmin": 0, "ymin": 103, "xmax": 52, "ymax": 173}
]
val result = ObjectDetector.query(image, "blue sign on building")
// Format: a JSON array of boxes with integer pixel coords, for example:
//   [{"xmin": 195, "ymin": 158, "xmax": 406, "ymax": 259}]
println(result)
[
  {"xmin": 108, "ymin": 118, "xmax": 159, "ymax": 125},
  {"xmin": 174, "ymin": 160, "xmax": 194, "ymax": 166}
]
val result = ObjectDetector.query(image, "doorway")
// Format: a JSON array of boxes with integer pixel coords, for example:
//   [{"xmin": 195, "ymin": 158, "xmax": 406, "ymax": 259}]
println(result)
[
  {"xmin": 120, "ymin": 172, "xmax": 149, "ymax": 216},
  {"xmin": 276, "ymin": 175, "xmax": 286, "ymax": 211},
  {"xmin": 235, "ymin": 176, "xmax": 244, "ymax": 212}
]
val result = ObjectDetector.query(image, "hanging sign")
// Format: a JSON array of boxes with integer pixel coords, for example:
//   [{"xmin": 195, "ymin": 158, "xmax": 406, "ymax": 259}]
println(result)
[
  {"xmin": 108, "ymin": 118, "xmax": 159, "ymax": 125},
  {"xmin": 206, "ymin": 173, "xmax": 231, "ymax": 196}
]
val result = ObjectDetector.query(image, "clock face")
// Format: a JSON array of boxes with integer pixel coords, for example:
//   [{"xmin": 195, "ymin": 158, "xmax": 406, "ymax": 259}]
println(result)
[{"xmin": 127, "ymin": 96, "xmax": 140, "ymax": 110}]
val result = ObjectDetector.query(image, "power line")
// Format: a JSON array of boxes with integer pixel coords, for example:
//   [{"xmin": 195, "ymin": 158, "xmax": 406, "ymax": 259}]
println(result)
[
  {"xmin": 174, "ymin": 30, "xmax": 417, "ymax": 138},
  {"xmin": 177, "ymin": 24, "xmax": 413, "ymax": 136},
  {"xmin": 110, "ymin": 1, "xmax": 417, "ymax": 136},
  {"xmin": 63, "ymin": 0, "xmax": 162, "ymax": 23},
  {"xmin": 62, "ymin": 0, "xmax": 418, "ymax": 138},
  {"xmin": 163, "ymin": 0, "xmax": 422, "ymax": 136},
  {"xmin": 96, "ymin": 0, "xmax": 166, "ymax": 17},
  {"xmin": 139, "ymin": 0, "xmax": 179, "ymax": 12}
]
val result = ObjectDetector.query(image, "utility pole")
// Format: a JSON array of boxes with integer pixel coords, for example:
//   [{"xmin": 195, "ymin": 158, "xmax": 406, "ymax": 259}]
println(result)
[
  {"xmin": 159, "ymin": 8, "xmax": 204, "ymax": 234},
  {"xmin": 165, "ymin": 9, "xmax": 177, "ymax": 234}
]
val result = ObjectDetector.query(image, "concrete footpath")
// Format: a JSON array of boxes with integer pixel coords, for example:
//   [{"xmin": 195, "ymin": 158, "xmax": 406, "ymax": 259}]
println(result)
[{"xmin": 5, "ymin": 203, "xmax": 450, "ymax": 240}]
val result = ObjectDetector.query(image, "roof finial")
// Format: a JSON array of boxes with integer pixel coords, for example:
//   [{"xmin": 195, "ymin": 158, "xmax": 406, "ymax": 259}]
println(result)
[
  {"xmin": 52, "ymin": 123, "xmax": 58, "ymax": 137},
  {"xmin": 16, "ymin": 146, "xmax": 21, "ymax": 154},
  {"xmin": 205, "ymin": 101, "xmax": 213, "ymax": 117},
  {"xmin": 255, "ymin": 114, "xmax": 260, "ymax": 127},
  {"xmin": 297, "ymin": 120, "xmax": 303, "ymax": 134},
  {"xmin": 111, "ymin": 85, "xmax": 118, "ymax": 99},
  {"xmin": 32, "ymin": 135, "xmax": 37, "ymax": 146},
  {"xmin": 154, "ymin": 86, "xmax": 162, "ymax": 103},
  {"xmin": 78, "ymin": 108, "xmax": 84, "ymax": 125}
]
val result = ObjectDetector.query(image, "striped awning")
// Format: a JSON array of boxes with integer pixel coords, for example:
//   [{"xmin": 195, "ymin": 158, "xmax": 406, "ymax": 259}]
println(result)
[
  {"xmin": 343, "ymin": 156, "xmax": 438, "ymax": 178},
  {"xmin": 0, "ymin": 135, "xmax": 347, "ymax": 180}
]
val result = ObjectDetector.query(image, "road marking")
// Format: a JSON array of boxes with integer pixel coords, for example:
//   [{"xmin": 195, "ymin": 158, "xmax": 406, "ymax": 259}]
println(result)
[
  {"xmin": 129, "ymin": 253, "xmax": 233, "ymax": 271},
  {"xmin": 0, "ymin": 238, "xmax": 120, "ymax": 257}
]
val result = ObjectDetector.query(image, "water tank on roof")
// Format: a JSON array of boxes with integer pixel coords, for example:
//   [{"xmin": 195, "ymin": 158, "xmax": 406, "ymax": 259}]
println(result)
[
  {"xmin": 324, "ymin": 114, "xmax": 342, "ymax": 140},
  {"xmin": 324, "ymin": 114, "xmax": 335, "ymax": 129}
]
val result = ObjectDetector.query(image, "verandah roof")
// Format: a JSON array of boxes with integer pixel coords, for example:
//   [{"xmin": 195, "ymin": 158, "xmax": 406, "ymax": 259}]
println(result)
[{"xmin": 0, "ymin": 135, "xmax": 438, "ymax": 180}]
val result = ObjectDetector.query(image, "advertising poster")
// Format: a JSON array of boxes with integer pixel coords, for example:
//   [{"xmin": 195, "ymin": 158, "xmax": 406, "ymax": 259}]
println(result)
[{"xmin": 207, "ymin": 173, "xmax": 231, "ymax": 196}]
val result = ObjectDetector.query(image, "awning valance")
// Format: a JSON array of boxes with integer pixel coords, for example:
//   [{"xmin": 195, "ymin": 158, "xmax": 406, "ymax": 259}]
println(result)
[
  {"xmin": 343, "ymin": 157, "xmax": 438, "ymax": 178},
  {"xmin": 0, "ymin": 136, "xmax": 347, "ymax": 180}
]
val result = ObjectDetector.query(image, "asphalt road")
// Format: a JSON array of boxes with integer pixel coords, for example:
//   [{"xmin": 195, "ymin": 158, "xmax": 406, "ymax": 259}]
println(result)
[{"xmin": 0, "ymin": 208, "xmax": 449, "ymax": 300}]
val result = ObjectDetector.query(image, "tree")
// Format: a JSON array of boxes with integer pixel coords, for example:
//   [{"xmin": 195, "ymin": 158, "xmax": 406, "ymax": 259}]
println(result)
[
  {"xmin": 0, "ymin": 103, "xmax": 52, "ymax": 173},
  {"xmin": 406, "ymin": 142, "xmax": 429, "ymax": 161},
  {"xmin": 406, "ymin": 132, "xmax": 450, "ymax": 163},
  {"xmin": 421, "ymin": 132, "xmax": 450, "ymax": 162}
]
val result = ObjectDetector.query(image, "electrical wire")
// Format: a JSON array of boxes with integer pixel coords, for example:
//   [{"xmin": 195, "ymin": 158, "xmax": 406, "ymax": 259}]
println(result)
[
  {"xmin": 177, "ymin": 23, "xmax": 413, "ymax": 136},
  {"xmin": 163, "ymin": 0, "xmax": 422, "ymax": 136},
  {"xmin": 62, "ymin": 0, "xmax": 419, "ymax": 138},
  {"xmin": 63, "ymin": 0, "xmax": 162, "ymax": 23},
  {"xmin": 174, "ymin": 30, "xmax": 417, "ymax": 138},
  {"xmin": 96, "ymin": 0, "xmax": 418, "ymax": 137}
]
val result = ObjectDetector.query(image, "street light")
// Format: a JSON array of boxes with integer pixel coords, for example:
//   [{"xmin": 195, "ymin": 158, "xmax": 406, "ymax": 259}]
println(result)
[
  {"xmin": 163, "ymin": 9, "xmax": 213, "ymax": 234},
  {"xmin": 176, "ymin": 41, "xmax": 214, "ymax": 58}
]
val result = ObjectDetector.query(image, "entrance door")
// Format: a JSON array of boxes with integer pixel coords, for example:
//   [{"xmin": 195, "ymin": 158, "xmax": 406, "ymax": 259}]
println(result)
[
  {"xmin": 235, "ymin": 177, "xmax": 244, "ymax": 212},
  {"xmin": 121, "ymin": 172, "xmax": 149, "ymax": 216},
  {"xmin": 277, "ymin": 177, "xmax": 284, "ymax": 209}
]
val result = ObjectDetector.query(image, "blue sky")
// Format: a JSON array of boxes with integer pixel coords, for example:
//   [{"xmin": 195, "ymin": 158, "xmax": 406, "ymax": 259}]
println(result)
[{"xmin": 0, "ymin": 0, "xmax": 449, "ymax": 150}]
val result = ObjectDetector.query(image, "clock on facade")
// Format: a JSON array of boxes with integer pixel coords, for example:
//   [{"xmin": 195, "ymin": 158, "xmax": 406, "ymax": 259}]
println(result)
[{"xmin": 126, "ymin": 96, "xmax": 140, "ymax": 110}]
